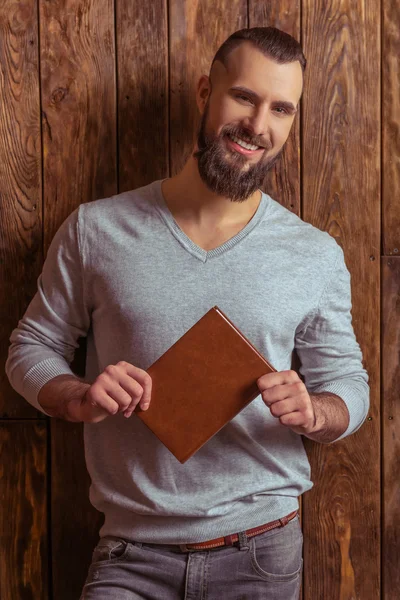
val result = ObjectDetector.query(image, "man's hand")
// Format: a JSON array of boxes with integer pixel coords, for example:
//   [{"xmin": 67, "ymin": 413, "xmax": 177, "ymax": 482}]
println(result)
[
  {"xmin": 75, "ymin": 361, "xmax": 152, "ymax": 423},
  {"xmin": 38, "ymin": 361, "xmax": 152, "ymax": 423},
  {"xmin": 257, "ymin": 370, "xmax": 317, "ymax": 435}
]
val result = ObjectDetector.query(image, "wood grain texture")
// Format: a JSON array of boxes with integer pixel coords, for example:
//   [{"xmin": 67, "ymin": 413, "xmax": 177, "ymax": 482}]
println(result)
[
  {"xmin": 0, "ymin": 0, "xmax": 43, "ymax": 418},
  {"xmin": 382, "ymin": 257, "xmax": 400, "ymax": 600},
  {"xmin": 51, "ymin": 420, "xmax": 103, "ymax": 600},
  {"xmin": 248, "ymin": 1, "xmax": 301, "ymax": 213},
  {"xmin": 301, "ymin": 1, "xmax": 380, "ymax": 598},
  {"xmin": 382, "ymin": 0, "xmax": 400, "ymax": 256},
  {"xmin": 39, "ymin": 0, "xmax": 117, "ymax": 248},
  {"xmin": 117, "ymin": 0, "xmax": 169, "ymax": 192},
  {"xmin": 0, "ymin": 421, "xmax": 47, "ymax": 600},
  {"xmin": 169, "ymin": 0, "xmax": 247, "ymax": 175}
]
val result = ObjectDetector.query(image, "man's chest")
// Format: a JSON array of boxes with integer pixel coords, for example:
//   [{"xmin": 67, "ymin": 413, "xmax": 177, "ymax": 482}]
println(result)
[{"xmin": 89, "ymin": 243, "xmax": 320, "ymax": 370}]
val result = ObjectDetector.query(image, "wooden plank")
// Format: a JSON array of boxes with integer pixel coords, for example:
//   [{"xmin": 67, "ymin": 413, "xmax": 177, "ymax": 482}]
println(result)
[
  {"xmin": 51, "ymin": 420, "xmax": 103, "ymax": 600},
  {"xmin": 382, "ymin": 257, "xmax": 400, "ymax": 600},
  {"xmin": 248, "ymin": 1, "xmax": 301, "ymax": 212},
  {"xmin": 117, "ymin": 0, "xmax": 169, "ymax": 191},
  {"xmin": 382, "ymin": 0, "xmax": 400, "ymax": 256},
  {"xmin": 382, "ymin": 5, "xmax": 400, "ymax": 600},
  {"xmin": 169, "ymin": 0, "xmax": 247, "ymax": 175},
  {"xmin": 39, "ymin": 2, "xmax": 118, "ymax": 598},
  {"xmin": 0, "ymin": 421, "xmax": 47, "ymax": 600},
  {"xmin": 301, "ymin": 1, "xmax": 380, "ymax": 598},
  {"xmin": 0, "ymin": 0, "xmax": 43, "ymax": 418},
  {"xmin": 39, "ymin": 0, "xmax": 117, "ymax": 248}
]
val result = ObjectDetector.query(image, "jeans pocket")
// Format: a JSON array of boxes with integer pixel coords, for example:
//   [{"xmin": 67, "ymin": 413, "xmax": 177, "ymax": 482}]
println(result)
[
  {"xmin": 251, "ymin": 553, "xmax": 303, "ymax": 583},
  {"xmin": 249, "ymin": 520, "xmax": 303, "ymax": 583},
  {"xmin": 91, "ymin": 537, "xmax": 131, "ymax": 565}
]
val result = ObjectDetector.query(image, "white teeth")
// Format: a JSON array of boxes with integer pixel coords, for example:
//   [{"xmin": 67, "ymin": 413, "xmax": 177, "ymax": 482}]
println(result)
[{"xmin": 229, "ymin": 134, "xmax": 260, "ymax": 151}]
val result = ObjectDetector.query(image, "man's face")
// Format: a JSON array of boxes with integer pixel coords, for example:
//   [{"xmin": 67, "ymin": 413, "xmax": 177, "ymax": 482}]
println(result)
[{"xmin": 193, "ymin": 42, "xmax": 304, "ymax": 202}]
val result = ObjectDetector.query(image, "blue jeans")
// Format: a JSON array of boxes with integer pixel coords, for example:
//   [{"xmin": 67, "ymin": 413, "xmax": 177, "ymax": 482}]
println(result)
[{"xmin": 80, "ymin": 514, "xmax": 303, "ymax": 599}]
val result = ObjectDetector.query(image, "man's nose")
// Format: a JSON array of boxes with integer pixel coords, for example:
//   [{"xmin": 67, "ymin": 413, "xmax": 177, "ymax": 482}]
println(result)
[{"xmin": 242, "ymin": 106, "xmax": 271, "ymax": 144}]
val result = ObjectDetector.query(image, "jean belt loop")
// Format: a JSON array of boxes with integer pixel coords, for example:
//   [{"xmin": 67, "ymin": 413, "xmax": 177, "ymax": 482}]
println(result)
[
  {"xmin": 179, "ymin": 543, "xmax": 190, "ymax": 552},
  {"xmin": 237, "ymin": 530, "xmax": 249, "ymax": 551}
]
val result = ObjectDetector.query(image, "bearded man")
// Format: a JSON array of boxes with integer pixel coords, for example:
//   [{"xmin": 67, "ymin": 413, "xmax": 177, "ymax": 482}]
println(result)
[{"xmin": 6, "ymin": 27, "xmax": 369, "ymax": 600}]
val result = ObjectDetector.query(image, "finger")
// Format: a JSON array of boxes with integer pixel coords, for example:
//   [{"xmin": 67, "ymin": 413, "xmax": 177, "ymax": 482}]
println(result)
[
  {"xmin": 105, "ymin": 381, "xmax": 140, "ymax": 413},
  {"xmin": 262, "ymin": 381, "xmax": 304, "ymax": 406},
  {"xmin": 257, "ymin": 370, "xmax": 300, "ymax": 391},
  {"xmin": 96, "ymin": 371, "xmax": 137, "ymax": 413},
  {"xmin": 100, "ymin": 363, "xmax": 152, "ymax": 417},
  {"xmin": 115, "ymin": 371, "xmax": 146, "ymax": 410},
  {"xmin": 269, "ymin": 398, "xmax": 301, "ymax": 419},
  {"xmin": 117, "ymin": 376, "xmax": 146, "ymax": 417},
  {"xmin": 120, "ymin": 364, "xmax": 152, "ymax": 412},
  {"xmin": 279, "ymin": 411, "xmax": 308, "ymax": 428},
  {"xmin": 83, "ymin": 386, "xmax": 120, "ymax": 418},
  {"xmin": 124, "ymin": 381, "xmax": 150, "ymax": 416}
]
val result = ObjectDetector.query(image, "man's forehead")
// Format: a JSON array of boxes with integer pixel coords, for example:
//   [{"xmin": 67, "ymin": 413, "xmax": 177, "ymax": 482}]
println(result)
[
  {"xmin": 224, "ymin": 42, "xmax": 267, "ymax": 74},
  {"xmin": 210, "ymin": 42, "xmax": 303, "ymax": 101}
]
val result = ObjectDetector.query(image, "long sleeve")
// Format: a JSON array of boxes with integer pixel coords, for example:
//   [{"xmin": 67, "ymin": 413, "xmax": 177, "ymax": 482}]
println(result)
[
  {"xmin": 294, "ymin": 244, "xmax": 370, "ymax": 441},
  {"xmin": 5, "ymin": 207, "xmax": 90, "ymax": 416}
]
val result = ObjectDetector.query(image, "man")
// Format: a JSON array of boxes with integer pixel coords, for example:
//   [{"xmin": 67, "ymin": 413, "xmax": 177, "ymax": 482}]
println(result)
[{"xmin": 6, "ymin": 27, "xmax": 369, "ymax": 600}]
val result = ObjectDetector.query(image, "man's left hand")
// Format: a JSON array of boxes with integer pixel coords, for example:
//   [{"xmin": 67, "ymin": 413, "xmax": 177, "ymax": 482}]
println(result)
[{"xmin": 257, "ymin": 370, "xmax": 317, "ymax": 435}]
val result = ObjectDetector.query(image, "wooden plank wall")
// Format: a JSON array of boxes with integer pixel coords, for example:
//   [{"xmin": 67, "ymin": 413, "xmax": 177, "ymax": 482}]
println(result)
[
  {"xmin": 0, "ymin": 1, "xmax": 396, "ymax": 599},
  {"xmin": 301, "ymin": 2, "xmax": 380, "ymax": 599}
]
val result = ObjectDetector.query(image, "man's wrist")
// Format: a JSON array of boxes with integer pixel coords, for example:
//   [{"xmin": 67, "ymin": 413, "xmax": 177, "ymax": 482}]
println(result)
[
  {"xmin": 304, "ymin": 392, "xmax": 350, "ymax": 443},
  {"xmin": 37, "ymin": 374, "xmax": 90, "ymax": 422}
]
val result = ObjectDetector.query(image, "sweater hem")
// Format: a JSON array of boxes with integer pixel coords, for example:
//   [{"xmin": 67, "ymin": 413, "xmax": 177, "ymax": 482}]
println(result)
[
  {"xmin": 97, "ymin": 495, "xmax": 300, "ymax": 544},
  {"xmin": 22, "ymin": 357, "xmax": 76, "ymax": 416}
]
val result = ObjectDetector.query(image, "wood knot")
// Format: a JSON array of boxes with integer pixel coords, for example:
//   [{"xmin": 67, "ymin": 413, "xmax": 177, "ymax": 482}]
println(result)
[{"xmin": 51, "ymin": 87, "xmax": 68, "ymax": 104}]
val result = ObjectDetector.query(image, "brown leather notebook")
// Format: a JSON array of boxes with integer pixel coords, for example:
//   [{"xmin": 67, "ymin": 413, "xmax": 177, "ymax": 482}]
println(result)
[{"xmin": 135, "ymin": 306, "xmax": 276, "ymax": 463}]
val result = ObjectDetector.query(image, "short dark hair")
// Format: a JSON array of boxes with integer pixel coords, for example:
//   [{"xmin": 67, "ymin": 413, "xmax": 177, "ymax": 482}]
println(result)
[{"xmin": 210, "ymin": 27, "xmax": 307, "ymax": 75}]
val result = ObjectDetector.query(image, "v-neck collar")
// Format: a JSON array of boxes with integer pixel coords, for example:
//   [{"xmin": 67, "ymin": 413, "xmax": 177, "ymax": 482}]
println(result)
[{"xmin": 152, "ymin": 179, "xmax": 269, "ymax": 263}]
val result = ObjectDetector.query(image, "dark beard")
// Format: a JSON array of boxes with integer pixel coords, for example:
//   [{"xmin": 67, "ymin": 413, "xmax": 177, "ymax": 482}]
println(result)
[{"xmin": 193, "ymin": 104, "xmax": 282, "ymax": 202}]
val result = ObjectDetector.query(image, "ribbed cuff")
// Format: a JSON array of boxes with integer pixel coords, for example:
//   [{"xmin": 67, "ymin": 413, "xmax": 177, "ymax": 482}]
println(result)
[
  {"xmin": 22, "ymin": 357, "xmax": 76, "ymax": 416},
  {"xmin": 310, "ymin": 380, "xmax": 369, "ymax": 441}
]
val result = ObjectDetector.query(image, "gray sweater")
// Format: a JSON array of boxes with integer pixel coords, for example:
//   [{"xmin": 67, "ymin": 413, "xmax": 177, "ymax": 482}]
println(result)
[{"xmin": 5, "ymin": 179, "xmax": 369, "ymax": 544}]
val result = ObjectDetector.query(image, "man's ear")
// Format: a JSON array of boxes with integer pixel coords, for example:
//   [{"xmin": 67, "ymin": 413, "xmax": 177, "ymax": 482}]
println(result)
[{"xmin": 196, "ymin": 75, "xmax": 211, "ymax": 115}]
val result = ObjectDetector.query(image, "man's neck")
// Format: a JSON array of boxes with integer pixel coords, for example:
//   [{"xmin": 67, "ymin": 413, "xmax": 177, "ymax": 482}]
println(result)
[{"xmin": 161, "ymin": 156, "xmax": 261, "ymax": 229}]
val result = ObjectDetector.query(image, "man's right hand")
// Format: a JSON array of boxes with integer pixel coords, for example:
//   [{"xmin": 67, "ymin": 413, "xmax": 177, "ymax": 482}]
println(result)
[{"xmin": 38, "ymin": 361, "xmax": 152, "ymax": 423}]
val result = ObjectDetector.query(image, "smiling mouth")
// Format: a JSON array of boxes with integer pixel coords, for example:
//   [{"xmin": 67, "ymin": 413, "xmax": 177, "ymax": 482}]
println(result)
[{"xmin": 225, "ymin": 133, "xmax": 265, "ymax": 155}]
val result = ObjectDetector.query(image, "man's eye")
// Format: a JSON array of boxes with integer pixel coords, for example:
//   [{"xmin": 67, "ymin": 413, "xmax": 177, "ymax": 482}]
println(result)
[
  {"xmin": 236, "ymin": 94, "xmax": 252, "ymax": 103},
  {"xmin": 274, "ymin": 107, "xmax": 288, "ymax": 115}
]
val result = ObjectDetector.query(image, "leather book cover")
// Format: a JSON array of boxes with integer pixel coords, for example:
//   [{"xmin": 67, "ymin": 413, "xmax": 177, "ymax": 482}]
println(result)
[{"xmin": 134, "ymin": 306, "xmax": 276, "ymax": 463}]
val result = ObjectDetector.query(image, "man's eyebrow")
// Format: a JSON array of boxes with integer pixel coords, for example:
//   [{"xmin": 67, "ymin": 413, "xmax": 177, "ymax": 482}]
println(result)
[{"xmin": 229, "ymin": 86, "xmax": 298, "ymax": 113}]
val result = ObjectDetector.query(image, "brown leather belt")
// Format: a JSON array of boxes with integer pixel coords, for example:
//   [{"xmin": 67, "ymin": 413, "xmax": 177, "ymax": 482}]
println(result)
[{"xmin": 179, "ymin": 510, "xmax": 299, "ymax": 551}]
